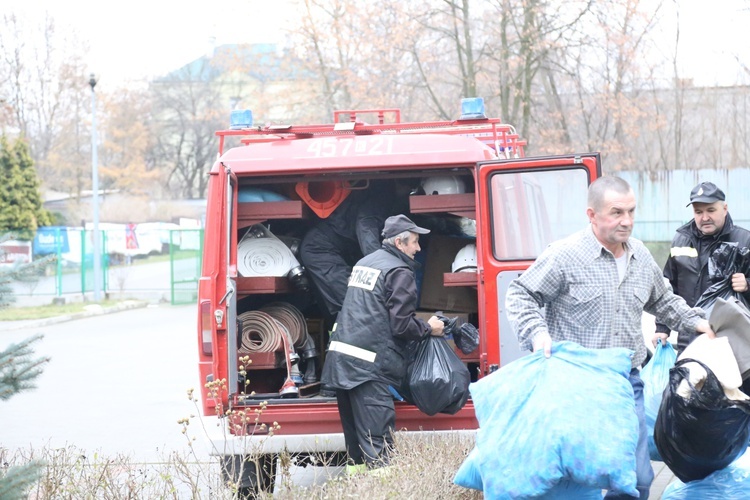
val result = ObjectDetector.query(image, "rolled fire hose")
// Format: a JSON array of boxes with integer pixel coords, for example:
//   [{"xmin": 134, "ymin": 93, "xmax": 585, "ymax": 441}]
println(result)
[
  {"xmin": 261, "ymin": 302, "xmax": 308, "ymax": 348},
  {"xmin": 237, "ymin": 310, "xmax": 285, "ymax": 352},
  {"xmin": 237, "ymin": 310, "xmax": 299, "ymax": 396},
  {"xmin": 237, "ymin": 225, "xmax": 302, "ymax": 278}
]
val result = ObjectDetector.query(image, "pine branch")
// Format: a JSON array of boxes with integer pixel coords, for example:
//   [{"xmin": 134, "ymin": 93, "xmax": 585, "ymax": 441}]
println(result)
[
  {"xmin": 0, "ymin": 461, "xmax": 44, "ymax": 500},
  {"xmin": 0, "ymin": 334, "xmax": 50, "ymax": 401}
]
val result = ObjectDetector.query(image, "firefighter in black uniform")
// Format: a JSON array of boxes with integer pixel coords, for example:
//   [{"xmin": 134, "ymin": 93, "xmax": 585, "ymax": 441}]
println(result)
[
  {"xmin": 299, "ymin": 179, "xmax": 408, "ymax": 325},
  {"xmin": 654, "ymin": 182, "xmax": 750, "ymax": 354},
  {"xmin": 321, "ymin": 215, "xmax": 444, "ymax": 471}
]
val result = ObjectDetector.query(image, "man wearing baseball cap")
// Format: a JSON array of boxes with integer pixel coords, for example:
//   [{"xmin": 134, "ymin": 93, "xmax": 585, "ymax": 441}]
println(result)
[
  {"xmin": 321, "ymin": 214, "xmax": 444, "ymax": 472},
  {"xmin": 654, "ymin": 181, "xmax": 750, "ymax": 353}
]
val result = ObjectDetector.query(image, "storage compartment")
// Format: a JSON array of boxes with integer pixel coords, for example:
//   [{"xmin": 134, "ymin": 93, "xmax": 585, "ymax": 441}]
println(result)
[
  {"xmin": 418, "ymin": 234, "xmax": 478, "ymax": 313},
  {"xmin": 231, "ymin": 170, "xmax": 480, "ymax": 399},
  {"xmin": 409, "ymin": 193, "xmax": 476, "ymax": 218},
  {"xmin": 237, "ymin": 200, "xmax": 311, "ymax": 229}
]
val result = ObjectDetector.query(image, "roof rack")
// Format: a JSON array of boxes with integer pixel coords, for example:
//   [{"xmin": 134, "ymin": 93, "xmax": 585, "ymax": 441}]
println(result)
[{"xmin": 215, "ymin": 108, "xmax": 526, "ymax": 157}]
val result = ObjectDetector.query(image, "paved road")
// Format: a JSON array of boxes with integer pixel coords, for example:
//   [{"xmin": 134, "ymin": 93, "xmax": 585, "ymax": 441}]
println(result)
[
  {"xmin": 0, "ymin": 304, "xmax": 338, "ymax": 493},
  {"xmin": 0, "ymin": 304, "xmax": 210, "ymax": 462}
]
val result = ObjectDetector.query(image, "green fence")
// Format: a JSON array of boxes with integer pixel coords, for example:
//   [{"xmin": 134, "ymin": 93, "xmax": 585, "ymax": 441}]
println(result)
[
  {"xmin": 169, "ymin": 229, "xmax": 203, "ymax": 305},
  {"xmin": 12, "ymin": 227, "xmax": 204, "ymax": 306}
]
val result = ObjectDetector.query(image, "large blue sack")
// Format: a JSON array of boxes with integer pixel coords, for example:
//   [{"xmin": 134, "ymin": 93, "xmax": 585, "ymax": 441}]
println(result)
[
  {"xmin": 663, "ymin": 448, "xmax": 750, "ymax": 499},
  {"xmin": 454, "ymin": 448, "xmax": 602, "ymax": 499},
  {"xmin": 453, "ymin": 341, "xmax": 639, "ymax": 499},
  {"xmin": 640, "ymin": 341, "xmax": 677, "ymax": 461}
]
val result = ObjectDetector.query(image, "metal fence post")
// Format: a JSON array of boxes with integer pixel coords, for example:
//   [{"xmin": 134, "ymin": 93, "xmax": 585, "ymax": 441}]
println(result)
[
  {"xmin": 81, "ymin": 229, "xmax": 86, "ymax": 295},
  {"xmin": 170, "ymin": 230, "xmax": 176, "ymax": 305},
  {"xmin": 102, "ymin": 230, "xmax": 108, "ymax": 296},
  {"xmin": 55, "ymin": 227, "xmax": 62, "ymax": 297}
]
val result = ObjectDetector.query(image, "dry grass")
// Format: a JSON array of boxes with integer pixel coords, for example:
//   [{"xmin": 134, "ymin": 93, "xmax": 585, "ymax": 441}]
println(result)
[
  {"xmin": 1, "ymin": 432, "xmax": 482, "ymax": 499},
  {"xmin": 273, "ymin": 433, "xmax": 482, "ymax": 500},
  {"xmin": 1, "ymin": 446, "xmax": 225, "ymax": 499}
]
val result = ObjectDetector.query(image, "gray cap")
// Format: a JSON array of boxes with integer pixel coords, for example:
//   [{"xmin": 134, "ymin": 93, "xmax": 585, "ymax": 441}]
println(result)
[
  {"xmin": 382, "ymin": 215, "xmax": 430, "ymax": 239},
  {"xmin": 687, "ymin": 182, "xmax": 726, "ymax": 207}
]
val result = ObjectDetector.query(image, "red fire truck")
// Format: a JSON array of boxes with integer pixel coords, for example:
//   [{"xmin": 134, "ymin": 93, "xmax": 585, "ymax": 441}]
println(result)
[{"xmin": 197, "ymin": 101, "xmax": 601, "ymax": 493}]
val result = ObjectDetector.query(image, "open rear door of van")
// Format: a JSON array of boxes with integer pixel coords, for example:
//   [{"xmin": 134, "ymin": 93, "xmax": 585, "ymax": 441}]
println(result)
[{"xmin": 475, "ymin": 154, "xmax": 601, "ymax": 373}]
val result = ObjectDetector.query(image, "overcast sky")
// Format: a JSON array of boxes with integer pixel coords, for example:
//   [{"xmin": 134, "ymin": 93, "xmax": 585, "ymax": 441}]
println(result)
[
  {"xmin": 7, "ymin": 0, "xmax": 750, "ymax": 90},
  {"xmin": 9, "ymin": 0, "xmax": 299, "ymax": 90}
]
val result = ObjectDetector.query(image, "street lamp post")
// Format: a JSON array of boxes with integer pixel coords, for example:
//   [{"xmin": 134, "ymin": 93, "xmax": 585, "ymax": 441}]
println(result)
[{"xmin": 89, "ymin": 74, "xmax": 102, "ymax": 302}]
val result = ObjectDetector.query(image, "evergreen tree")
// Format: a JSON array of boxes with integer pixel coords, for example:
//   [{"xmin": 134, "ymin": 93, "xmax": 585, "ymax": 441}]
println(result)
[
  {"xmin": 0, "ymin": 137, "xmax": 52, "ymax": 240},
  {"xmin": 0, "ymin": 335, "xmax": 48, "ymax": 500},
  {"xmin": 0, "ymin": 238, "xmax": 50, "ymax": 498}
]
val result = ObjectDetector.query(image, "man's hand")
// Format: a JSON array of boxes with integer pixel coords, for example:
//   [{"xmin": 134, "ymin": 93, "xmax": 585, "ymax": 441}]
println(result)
[
  {"xmin": 652, "ymin": 332, "xmax": 669, "ymax": 347},
  {"xmin": 695, "ymin": 319, "xmax": 715, "ymax": 339},
  {"xmin": 732, "ymin": 273, "xmax": 749, "ymax": 293},
  {"xmin": 532, "ymin": 332, "xmax": 552, "ymax": 358},
  {"xmin": 427, "ymin": 316, "xmax": 445, "ymax": 336}
]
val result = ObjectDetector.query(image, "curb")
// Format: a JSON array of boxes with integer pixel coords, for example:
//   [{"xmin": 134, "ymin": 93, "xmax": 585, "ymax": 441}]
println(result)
[{"xmin": 0, "ymin": 300, "xmax": 151, "ymax": 332}]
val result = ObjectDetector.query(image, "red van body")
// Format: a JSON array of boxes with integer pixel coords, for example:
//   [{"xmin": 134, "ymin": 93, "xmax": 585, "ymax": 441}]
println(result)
[{"xmin": 196, "ymin": 107, "xmax": 601, "ymax": 490}]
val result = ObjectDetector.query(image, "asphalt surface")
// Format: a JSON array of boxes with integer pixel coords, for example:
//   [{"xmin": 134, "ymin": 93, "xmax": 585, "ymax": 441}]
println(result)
[{"xmin": 0, "ymin": 303, "xmax": 208, "ymax": 463}]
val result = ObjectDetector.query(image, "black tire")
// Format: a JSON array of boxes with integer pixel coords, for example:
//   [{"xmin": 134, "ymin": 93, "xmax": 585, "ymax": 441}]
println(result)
[{"xmin": 221, "ymin": 453, "xmax": 277, "ymax": 498}]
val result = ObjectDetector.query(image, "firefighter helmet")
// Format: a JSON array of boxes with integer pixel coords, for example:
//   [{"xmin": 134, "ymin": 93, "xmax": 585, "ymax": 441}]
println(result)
[
  {"xmin": 452, "ymin": 243, "xmax": 477, "ymax": 273},
  {"xmin": 421, "ymin": 175, "xmax": 466, "ymax": 195}
]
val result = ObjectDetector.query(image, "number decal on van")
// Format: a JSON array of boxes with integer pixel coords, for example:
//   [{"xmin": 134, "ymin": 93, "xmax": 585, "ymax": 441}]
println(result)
[{"xmin": 306, "ymin": 137, "xmax": 393, "ymax": 157}]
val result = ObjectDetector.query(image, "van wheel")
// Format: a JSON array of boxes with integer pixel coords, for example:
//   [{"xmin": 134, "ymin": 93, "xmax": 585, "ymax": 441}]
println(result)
[{"xmin": 221, "ymin": 453, "xmax": 276, "ymax": 498}]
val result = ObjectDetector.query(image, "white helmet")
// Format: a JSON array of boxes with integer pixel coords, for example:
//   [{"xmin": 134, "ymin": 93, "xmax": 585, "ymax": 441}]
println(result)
[
  {"xmin": 452, "ymin": 243, "xmax": 477, "ymax": 273},
  {"xmin": 421, "ymin": 175, "xmax": 466, "ymax": 195}
]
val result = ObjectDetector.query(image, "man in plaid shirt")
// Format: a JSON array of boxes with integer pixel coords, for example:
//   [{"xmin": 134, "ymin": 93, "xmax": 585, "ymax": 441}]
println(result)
[{"xmin": 506, "ymin": 175, "xmax": 713, "ymax": 499}]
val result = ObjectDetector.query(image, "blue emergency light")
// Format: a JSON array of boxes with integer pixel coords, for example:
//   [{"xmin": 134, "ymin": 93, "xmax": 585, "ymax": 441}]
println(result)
[
  {"xmin": 230, "ymin": 109, "xmax": 253, "ymax": 129},
  {"xmin": 459, "ymin": 97, "xmax": 486, "ymax": 120}
]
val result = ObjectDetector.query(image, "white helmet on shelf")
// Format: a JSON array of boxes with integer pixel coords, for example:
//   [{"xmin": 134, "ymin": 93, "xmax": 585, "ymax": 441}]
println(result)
[
  {"xmin": 452, "ymin": 243, "xmax": 477, "ymax": 273},
  {"xmin": 421, "ymin": 175, "xmax": 466, "ymax": 195}
]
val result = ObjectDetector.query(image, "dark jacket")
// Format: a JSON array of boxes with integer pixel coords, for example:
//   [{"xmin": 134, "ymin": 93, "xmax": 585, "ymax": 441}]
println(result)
[
  {"xmin": 324, "ymin": 179, "xmax": 403, "ymax": 255},
  {"xmin": 656, "ymin": 214, "xmax": 750, "ymax": 348},
  {"xmin": 321, "ymin": 243, "xmax": 431, "ymax": 390}
]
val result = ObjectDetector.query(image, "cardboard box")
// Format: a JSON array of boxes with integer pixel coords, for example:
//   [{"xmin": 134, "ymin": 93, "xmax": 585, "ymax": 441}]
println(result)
[{"xmin": 418, "ymin": 234, "xmax": 478, "ymax": 313}]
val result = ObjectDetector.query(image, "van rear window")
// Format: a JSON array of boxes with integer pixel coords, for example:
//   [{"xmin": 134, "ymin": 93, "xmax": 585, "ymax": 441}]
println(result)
[{"xmin": 490, "ymin": 168, "xmax": 589, "ymax": 260}]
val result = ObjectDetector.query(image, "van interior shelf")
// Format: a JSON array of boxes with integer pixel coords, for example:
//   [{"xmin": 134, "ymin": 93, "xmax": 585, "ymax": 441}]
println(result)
[
  {"xmin": 237, "ymin": 200, "xmax": 311, "ymax": 229},
  {"xmin": 408, "ymin": 193, "xmax": 476, "ymax": 218},
  {"xmin": 443, "ymin": 272, "xmax": 478, "ymax": 287},
  {"xmin": 236, "ymin": 276, "xmax": 290, "ymax": 295},
  {"xmin": 237, "ymin": 351, "xmax": 283, "ymax": 370}
]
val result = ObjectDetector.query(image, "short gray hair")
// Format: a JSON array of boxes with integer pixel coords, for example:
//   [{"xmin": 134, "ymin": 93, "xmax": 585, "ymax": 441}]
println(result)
[
  {"xmin": 588, "ymin": 176, "xmax": 632, "ymax": 211},
  {"xmin": 383, "ymin": 230, "xmax": 412, "ymax": 246}
]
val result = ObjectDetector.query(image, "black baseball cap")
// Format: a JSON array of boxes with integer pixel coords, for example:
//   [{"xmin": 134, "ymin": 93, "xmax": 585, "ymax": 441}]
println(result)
[
  {"xmin": 687, "ymin": 182, "xmax": 725, "ymax": 207},
  {"xmin": 382, "ymin": 215, "xmax": 430, "ymax": 239}
]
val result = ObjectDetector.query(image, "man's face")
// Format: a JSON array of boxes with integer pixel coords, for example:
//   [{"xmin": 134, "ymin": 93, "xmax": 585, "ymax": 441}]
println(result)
[
  {"xmin": 692, "ymin": 201, "xmax": 727, "ymax": 236},
  {"xmin": 587, "ymin": 189, "xmax": 636, "ymax": 251},
  {"xmin": 395, "ymin": 233, "xmax": 421, "ymax": 259}
]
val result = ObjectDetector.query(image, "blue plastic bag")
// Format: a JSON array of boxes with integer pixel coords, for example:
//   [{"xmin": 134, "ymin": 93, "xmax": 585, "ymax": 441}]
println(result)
[
  {"xmin": 453, "ymin": 341, "xmax": 638, "ymax": 499},
  {"xmin": 663, "ymin": 448, "xmax": 750, "ymax": 499},
  {"xmin": 454, "ymin": 447, "xmax": 602, "ymax": 499},
  {"xmin": 640, "ymin": 342, "xmax": 677, "ymax": 461}
]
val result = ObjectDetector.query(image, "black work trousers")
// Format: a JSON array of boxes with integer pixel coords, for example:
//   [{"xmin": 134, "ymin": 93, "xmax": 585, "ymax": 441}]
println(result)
[{"xmin": 335, "ymin": 380, "xmax": 395, "ymax": 467}]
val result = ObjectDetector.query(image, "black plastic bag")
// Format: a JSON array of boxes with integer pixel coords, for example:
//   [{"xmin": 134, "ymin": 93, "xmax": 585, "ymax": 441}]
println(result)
[
  {"xmin": 406, "ymin": 336, "xmax": 471, "ymax": 416},
  {"xmin": 455, "ymin": 323, "xmax": 480, "ymax": 354},
  {"xmin": 654, "ymin": 358, "xmax": 750, "ymax": 482},
  {"xmin": 437, "ymin": 315, "xmax": 480, "ymax": 354},
  {"xmin": 695, "ymin": 243, "xmax": 750, "ymax": 315}
]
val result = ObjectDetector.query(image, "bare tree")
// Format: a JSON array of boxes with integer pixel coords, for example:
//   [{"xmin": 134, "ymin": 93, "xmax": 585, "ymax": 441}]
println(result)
[
  {"xmin": 150, "ymin": 60, "xmax": 224, "ymax": 199},
  {"xmin": 0, "ymin": 12, "xmax": 90, "ymax": 194}
]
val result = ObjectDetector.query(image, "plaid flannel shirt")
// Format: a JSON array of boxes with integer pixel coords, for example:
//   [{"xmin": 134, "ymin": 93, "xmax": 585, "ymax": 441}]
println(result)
[{"xmin": 506, "ymin": 226, "xmax": 705, "ymax": 368}]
